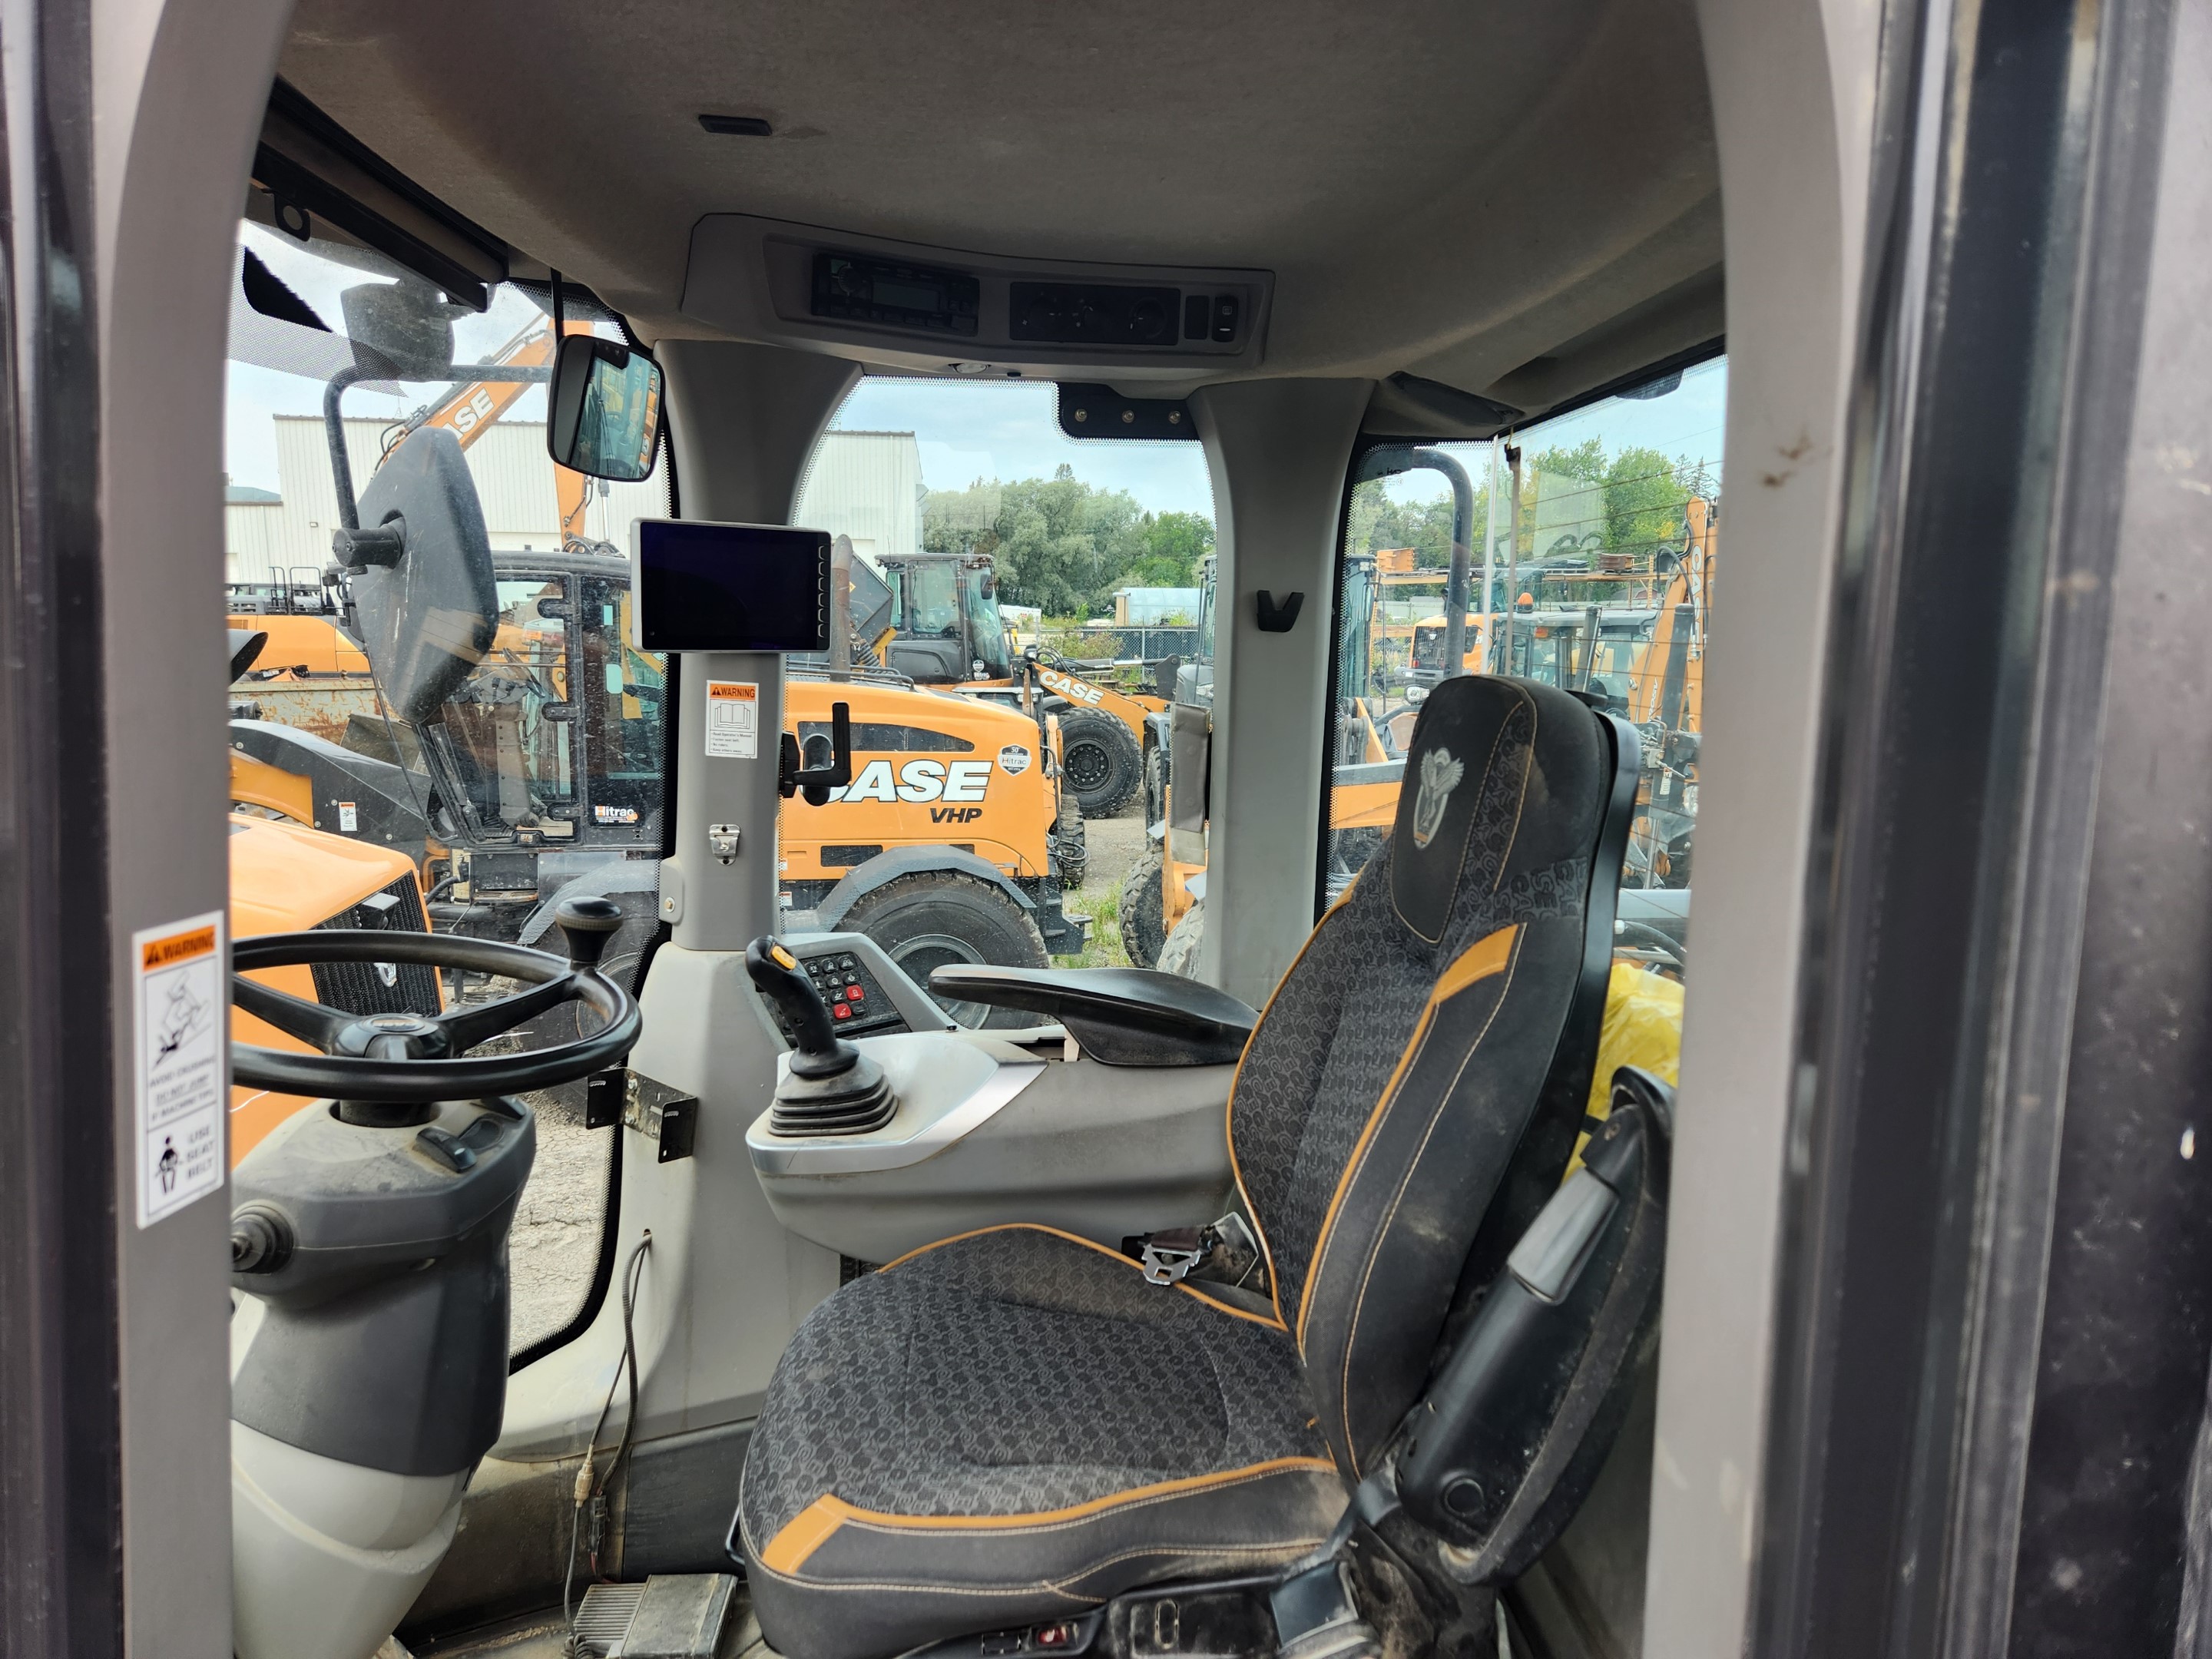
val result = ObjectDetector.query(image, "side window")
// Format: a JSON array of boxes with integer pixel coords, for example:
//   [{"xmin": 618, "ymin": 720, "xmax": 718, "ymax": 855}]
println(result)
[
  {"xmin": 438, "ymin": 577, "xmax": 576, "ymax": 830},
  {"xmin": 578, "ymin": 575, "xmax": 664, "ymax": 827},
  {"xmin": 221, "ymin": 214, "xmax": 670, "ymax": 1359},
  {"xmin": 790, "ymin": 381, "xmax": 1214, "ymax": 992},
  {"xmin": 1326, "ymin": 356, "xmax": 1726, "ymax": 966}
]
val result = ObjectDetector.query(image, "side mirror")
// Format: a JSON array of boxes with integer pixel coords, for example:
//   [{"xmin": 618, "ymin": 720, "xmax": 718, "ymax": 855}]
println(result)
[
  {"xmin": 340, "ymin": 428, "xmax": 498, "ymax": 725},
  {"xmin": 548, "ymin": 334, "xmax": 664, "ymax": 482}
]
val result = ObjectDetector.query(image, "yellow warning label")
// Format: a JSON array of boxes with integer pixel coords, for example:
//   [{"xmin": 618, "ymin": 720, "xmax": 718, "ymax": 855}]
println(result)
[
  {"xmin": 134, "ymin": 911, "xmax": 226, "ymax": 1227},
  {"xmin": 704, "ymin": 680, "xmax": 760, "ymax": 760}
]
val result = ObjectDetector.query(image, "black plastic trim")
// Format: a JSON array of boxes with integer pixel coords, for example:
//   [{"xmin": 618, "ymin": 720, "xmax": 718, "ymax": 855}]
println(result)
[
  {"xmin": 926, "ymin": 964, "xmax": 1257, "ymax": 1066},
  {"xmin": 0, "ymin": 0, "xmax": 123, "ymax": 1648},
  {"xmin": 258, "ymin": 79, "xmax": 506, "ymax": 310},
  {"xmin": 1750, "ymin": 0, "xmax": 2147, "ymax": 1650}
]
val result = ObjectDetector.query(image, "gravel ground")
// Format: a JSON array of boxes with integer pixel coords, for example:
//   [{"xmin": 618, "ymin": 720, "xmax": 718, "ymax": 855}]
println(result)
[
  {"xmin": 1083, "ymin": 809, "xmax": 1147, "ymax": 890},
  {"xmin": 508, "ymin": 1080, "xmax": 613, "ymax": 1353},
  {"xmin": 503, "ymin": 798, "xmax": 1159, "ymax": 1347}
]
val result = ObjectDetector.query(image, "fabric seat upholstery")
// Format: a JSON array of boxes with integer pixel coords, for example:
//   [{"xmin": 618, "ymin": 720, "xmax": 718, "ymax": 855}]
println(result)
[
  {"xmin": 738, "ymin": 1226, "xmax": 1344, "ymax": 1659},
  {"xmin": 737, "ymin": 676, "xmax": 1620, "ymax": 1659}
]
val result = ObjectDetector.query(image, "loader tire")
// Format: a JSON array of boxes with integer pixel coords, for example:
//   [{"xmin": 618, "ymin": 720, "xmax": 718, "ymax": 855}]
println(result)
[
  {"xmin": 1156, "ymin": 899, "xmax": 1204, "ymax": 979},
  {"xmin": 1058, "ymin": 709, "xmax": 1143, "ymax": 819},
  {"xmin": 844, "ymin": 872, "xmax": 1048, "ymax": 1030},
  {"xmin": 1055, "ymin": 790, "xmax": 1088, "ymax": 889},
  {"xmin": 1119, "ymin": 839, "xmax": 1167, "ymax": 969}
]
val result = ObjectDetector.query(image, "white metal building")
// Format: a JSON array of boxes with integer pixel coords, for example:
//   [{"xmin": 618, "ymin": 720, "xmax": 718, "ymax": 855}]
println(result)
[
  {"xmin": 791, "ymin": 430, "xmax": 926, "ymax": 571},
  {"xmin": 224, "ymin": 416, "xmax": 670, "ymax": 584},
  {"xmin": 226, "ymin": 420, "xmax": 922, "ymax": 586}
]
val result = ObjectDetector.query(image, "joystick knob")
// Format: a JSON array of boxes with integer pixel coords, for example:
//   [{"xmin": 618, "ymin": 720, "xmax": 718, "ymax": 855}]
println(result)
[
  {"xmin": 746, "ymin": 937, "xmax": 846, "ymax": 1075},
  {"xmin": 555, "ymin": 896, "xmax": 624, "ymax": 972},
  {"xmin": 745, "ymin": 936, "xmax": 896, "ymax": 1137}
]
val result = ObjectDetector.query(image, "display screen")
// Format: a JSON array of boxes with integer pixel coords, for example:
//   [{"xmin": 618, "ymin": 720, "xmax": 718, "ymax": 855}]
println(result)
[
  {"xmin": 812, "ymin": 252, "xmax": 979, "ymax": 336},
  {"xmin": 629, "ymin": 519, "xmax": 830, "ymax": 653}
]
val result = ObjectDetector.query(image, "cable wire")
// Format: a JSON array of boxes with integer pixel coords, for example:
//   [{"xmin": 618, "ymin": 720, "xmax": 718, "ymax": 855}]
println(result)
[{"xmin": 562, "ymin": 1230, "xmax": 652, "ymax": 1657}]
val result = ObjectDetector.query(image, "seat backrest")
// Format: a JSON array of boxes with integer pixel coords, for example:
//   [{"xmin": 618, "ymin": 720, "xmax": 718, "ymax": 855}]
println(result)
[{"xmin": 1229, "ymin": 674, "xmax": 1634, "ymax": 1478}]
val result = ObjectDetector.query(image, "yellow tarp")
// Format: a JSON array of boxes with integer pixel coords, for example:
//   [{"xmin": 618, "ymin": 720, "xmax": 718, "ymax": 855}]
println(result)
[{"xmin": 1567, "ymin": 962, "xmax": 1684, "ymax": 1176}]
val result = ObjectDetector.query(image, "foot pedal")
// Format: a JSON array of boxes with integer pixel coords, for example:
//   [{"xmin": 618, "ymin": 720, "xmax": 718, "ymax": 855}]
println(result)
[{"xmin": 575, "ymin": 1574, "xmax": 740, "ymax": 1657}]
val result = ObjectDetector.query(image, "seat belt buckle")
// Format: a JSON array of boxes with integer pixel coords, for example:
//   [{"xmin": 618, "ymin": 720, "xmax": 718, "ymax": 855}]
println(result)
[{"xmin": 1138, "ymin": 1227, "xmax": 1209, "ymax": 1285}]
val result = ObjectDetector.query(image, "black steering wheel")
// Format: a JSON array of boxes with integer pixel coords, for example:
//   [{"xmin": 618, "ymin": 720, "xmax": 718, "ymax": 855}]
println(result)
[{"xmin": 231, "ymin": 896, "xmax": 643, "ymax": 1108}]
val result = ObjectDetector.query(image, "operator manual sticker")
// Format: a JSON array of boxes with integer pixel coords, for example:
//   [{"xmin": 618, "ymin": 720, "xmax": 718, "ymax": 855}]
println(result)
[
  {"xmin": 704, "ymin": 680, "xmax": 760, "ymax": 760},
  {"xmin": 134, "ymin": 912, "xmax": 226, "ymax": 1227}
]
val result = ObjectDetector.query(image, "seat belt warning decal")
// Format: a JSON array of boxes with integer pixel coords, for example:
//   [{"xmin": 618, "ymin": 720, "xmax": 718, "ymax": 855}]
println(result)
[
  {"xmin": 134, "ymin": 912, "xmax": 226, "ymax": 1228},
  {"xmin": 704, "ymin": 680, "xmax": 760, "ymax": 760}
]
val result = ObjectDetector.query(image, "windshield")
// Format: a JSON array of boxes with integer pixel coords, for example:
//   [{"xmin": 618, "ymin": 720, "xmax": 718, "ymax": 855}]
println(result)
[
  {"xmin": 959, "ymin": 564, "xmax": 1011, "ymax": 676},
  {"xmin": 905, "ymin": 561, "xmax": 962, "ymax": 636}
]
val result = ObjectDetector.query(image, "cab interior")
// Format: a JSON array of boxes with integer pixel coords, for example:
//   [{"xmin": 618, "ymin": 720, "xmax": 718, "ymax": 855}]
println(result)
[{"xmin": 32, "ymin": 0, "xmax": 2197, "ymax": 1656}]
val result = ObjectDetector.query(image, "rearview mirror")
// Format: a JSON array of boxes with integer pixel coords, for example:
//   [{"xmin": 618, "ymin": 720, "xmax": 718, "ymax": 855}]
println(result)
[{"xmin": 548, "ymin": 334, "xmax": 663, "ymax": 481}]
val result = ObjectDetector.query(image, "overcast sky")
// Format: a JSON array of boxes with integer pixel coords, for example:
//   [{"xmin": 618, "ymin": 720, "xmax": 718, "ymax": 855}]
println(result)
[{"xmin": 826, "ymin": 379, "xmax": 1218, "ymax": 518}]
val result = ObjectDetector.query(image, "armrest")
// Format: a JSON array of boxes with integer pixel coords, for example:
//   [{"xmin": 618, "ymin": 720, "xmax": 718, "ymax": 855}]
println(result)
[{"xmin": 926, "ymin": 965, "xmax": 1257, "ymax": 1067}]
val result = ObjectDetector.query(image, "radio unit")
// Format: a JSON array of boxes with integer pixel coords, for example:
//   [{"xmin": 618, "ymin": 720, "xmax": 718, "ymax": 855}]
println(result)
[{"xmin": 811, "ymin": 252, "xmax": 979, "ymax": 336}]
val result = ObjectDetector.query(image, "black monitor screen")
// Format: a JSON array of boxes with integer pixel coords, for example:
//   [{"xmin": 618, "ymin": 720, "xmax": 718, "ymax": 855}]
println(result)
[{"xmin": 630, "ymin": 519, "xmax": 830, "ymax": 653}]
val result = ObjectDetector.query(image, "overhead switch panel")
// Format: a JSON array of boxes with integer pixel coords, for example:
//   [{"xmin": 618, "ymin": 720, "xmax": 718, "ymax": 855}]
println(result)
[{"xmin": 684, "ymin": 214, "xmax": 1271, "ymax": 375}]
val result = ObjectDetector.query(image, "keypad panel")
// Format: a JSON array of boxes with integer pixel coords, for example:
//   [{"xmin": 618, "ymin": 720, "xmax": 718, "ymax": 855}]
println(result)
[{"xmin": 771, "ymin": 947, "xmax": 908, "ymax": 1044}]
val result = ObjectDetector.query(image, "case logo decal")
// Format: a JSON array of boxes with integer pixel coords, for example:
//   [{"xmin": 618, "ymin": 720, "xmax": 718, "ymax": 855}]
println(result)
[
  {"xmin": 830, "ymin": 758, "xmax": 992, "ymax": 806},
  {"xmin": 1036, "ymin": 666, "xmax": 1105, "ymax": 706}
]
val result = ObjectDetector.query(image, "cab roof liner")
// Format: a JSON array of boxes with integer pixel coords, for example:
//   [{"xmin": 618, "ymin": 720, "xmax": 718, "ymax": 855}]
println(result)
[{"xmin": 276, "ymin": 0, "xmax": 1720, "ymax": 425}]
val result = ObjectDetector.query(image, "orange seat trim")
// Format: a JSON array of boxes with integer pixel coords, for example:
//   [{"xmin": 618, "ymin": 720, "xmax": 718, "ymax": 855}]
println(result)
[{"xmin": 758, "ymin": 1455, "xmax": 1340, "ymax": 1575}]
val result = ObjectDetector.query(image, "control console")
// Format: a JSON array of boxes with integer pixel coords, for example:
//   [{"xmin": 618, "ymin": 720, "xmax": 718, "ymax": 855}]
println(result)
[{"xmin": 753, "ymin": 931, "xmax": 954, "ymax": 1047}]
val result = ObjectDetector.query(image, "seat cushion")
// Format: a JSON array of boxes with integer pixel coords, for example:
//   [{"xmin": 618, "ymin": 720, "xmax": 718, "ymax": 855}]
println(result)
[{"xmin": 737, "ymin": 1225, "xmax": 1347, "ymax": 1659}]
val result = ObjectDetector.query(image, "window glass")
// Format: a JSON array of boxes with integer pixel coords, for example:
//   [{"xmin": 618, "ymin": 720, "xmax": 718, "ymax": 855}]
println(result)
[
  {"xmin": 435, "ymin": 577, "xmax": 577, "ymax": 830},
  {"xmin": 791, "ymin": 380, "xmax": 1215, "ymax": 988},
  {"xmin": 1325, "ymin": 356, "xmax": 1726, "ymax": 967},
  {"xmin": 220, "ymin": 210, "xmax": 671, "ymax": 1354}
]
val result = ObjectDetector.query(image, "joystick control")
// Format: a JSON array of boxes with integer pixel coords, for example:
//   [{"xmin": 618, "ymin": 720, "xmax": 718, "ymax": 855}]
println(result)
[{"xmin": 746, "ymin": 937, "xmax": 896, "ymax": 1136}]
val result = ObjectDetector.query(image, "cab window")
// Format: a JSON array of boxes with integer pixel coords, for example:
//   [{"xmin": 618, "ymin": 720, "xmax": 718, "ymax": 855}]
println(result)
[
  {"xmin": 221, "ymin": 214, "xmax": 667, "ymax": 1355},
  {"xmin": 1326, "ymin": 356, "xmax": 1726, "ymax": 945},
  {"xmin": 792, "ymin": 379, "xmax": 1214, "ymax": 975}
]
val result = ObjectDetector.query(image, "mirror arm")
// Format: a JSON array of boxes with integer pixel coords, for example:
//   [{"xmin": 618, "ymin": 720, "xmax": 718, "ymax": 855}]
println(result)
[
  {"xmin": 323, "ymin": 364, "xmax": 369, "ymax": 531},
  {"xmin": 780, "ymin": 700, "xmax": 854, "ymax": 806}
]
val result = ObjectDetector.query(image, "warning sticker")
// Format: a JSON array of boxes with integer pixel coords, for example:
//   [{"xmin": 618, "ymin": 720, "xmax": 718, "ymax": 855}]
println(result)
[
  {"xmin": 134, "ymin": 912, "xmax": 227, "ymax": 1228},
  {"xmin": 704, "ymin": 680, "xmax": 760, "ymax": 760}
]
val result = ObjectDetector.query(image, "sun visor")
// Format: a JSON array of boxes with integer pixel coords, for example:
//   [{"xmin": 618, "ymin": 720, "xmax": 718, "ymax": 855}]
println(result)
[{"xmin": 346, "ymin": 429, "xmax": 498, "ymax": 725}]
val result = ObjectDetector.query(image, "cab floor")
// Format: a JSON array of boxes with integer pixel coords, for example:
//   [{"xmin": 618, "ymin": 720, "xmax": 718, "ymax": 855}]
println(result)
[{"xmin": 392, "ymin": 1595, "xmax": 769, "ymax": 1659}]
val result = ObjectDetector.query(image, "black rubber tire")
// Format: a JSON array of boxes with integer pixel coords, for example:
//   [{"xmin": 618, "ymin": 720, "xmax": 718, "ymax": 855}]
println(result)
[
  {"xmin": 843, "ymin": 872, "xmax": 1049, "ymax": 1030},
  {"xmin": 1118, "ymin": 839, "xmax": 1167, "ymax": 969},
  {"xmin": 1058, "ymin": 708, "xmax": 1144, "ymax": 819},
  {"xmin": 1157, "ymin": 900, "xmax": 1204, "ymax": 979},
  {"xmin": 1055, "ymin": 790, "xmax": 1088, "ymax": 889}
]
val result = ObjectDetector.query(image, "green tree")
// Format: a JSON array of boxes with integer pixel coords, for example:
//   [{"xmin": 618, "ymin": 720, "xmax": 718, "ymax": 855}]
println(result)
[
  {"xmin": 923, "ymin": 466, "xmax": 1196, "ymax": 616},
  {"xmin": 1121, "ymin": 510, "xmax": 1213, "ymax": 586},
  {"xmin": 1601, "ymin": 445, "xmax": 1692, "ymax": 556}
]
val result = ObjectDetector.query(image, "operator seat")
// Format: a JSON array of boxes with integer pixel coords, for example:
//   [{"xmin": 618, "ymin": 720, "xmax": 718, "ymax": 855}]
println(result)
[{"xmin": 735, "ymin": 674, "xmax": 1629, "ymax": 1659}]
